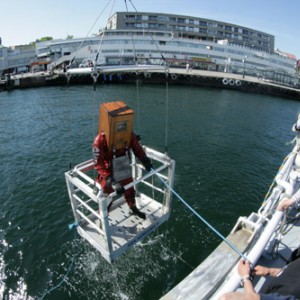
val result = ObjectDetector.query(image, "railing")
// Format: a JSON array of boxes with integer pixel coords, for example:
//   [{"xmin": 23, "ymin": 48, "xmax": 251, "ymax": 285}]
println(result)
[{"xmin": 65, "ymin": 146, "xmax": 175, "ymax": 262}]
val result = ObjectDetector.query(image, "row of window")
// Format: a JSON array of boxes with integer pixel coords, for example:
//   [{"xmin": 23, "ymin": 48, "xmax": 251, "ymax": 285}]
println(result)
[
  {"xmin": 124, "ymin": 23, "xmax": 270, "ymax": 42},
  {"xmin": 104, "ymin": 47, "xmax": 293, "ymax": 69},
  {"xmin": 123, "ymin": 15, "xmax": 270, "ymax": 39},
  {"xmin": 97, "ymin": 38, "xmax": 294, "ymax": 68}
]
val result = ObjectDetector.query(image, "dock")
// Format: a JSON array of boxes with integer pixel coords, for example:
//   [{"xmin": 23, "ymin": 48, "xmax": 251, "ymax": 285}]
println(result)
[{"xmin": 1, "ymin": 68, "xmax": 300, "ymax": 100}]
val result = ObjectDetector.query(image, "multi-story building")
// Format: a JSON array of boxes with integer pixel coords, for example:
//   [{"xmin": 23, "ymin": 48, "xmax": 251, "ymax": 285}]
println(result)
[
  {"xmin": 0, "ymin": 45, "xmax": 36, "ymax": 74},
  {"xmin": 0, "ymin": 11, "xmax": 298, "ymax": 84},
  {"xmin": 107, "ymin": 12, "xmax": 275, "ymax": 53}
]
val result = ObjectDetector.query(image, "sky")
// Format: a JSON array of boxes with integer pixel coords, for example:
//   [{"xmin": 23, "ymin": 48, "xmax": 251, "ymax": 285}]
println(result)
[{"xmin": 1, "ymin": 0, "xmax": 300, "ymax": 59}]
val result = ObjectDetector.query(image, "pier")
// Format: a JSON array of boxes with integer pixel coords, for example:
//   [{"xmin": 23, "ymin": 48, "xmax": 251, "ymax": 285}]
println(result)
[{"xmin": 1, "ymin": 68, "xmax": 300, "ymax": 100}]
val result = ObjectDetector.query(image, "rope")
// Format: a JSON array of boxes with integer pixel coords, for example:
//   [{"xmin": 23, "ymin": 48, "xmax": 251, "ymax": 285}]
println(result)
[
  {"xmin": 136, "ymin": 74, "xmax": 141, "ymax": 134},
  {"xmin": 124, "ymin": 0, "xmax": 138, "ymax": 64},
  {"xmin": 161, "ymin": 245, "xmax": 195, "ymax": 270},
  {"xmin": 94, "ymin": 0, "xmax": 116, "ymax": 66},
  {"xmin": 39, "ymin": 227, "xmax": 77, "ymax": 299},
  {"xmin": 67, "ymin": 0, "xmax": 113, "ymax": 68},
  {"xmin": 92, "ymin": 82, "xmax": 98, "ymax": 189},
  {"xmin": 154, "ymin": 171, "xmax": 247, "ymax": 260},
  {"xmin": 149, "ymin": 34, "xmax": 167, "ymax": 63},
  {"xmin": 164, "ymin": 77, "xmax": 169, "ymax": 154},
  {"xmin": 128, "ymin": 0, "xmax": 138, "ymax": 12}
]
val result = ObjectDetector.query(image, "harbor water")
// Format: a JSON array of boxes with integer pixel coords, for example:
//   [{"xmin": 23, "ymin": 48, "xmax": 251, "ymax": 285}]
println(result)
[{"xmin": 0, "ymin": 83, "xmax": 299, "ymax": 300}]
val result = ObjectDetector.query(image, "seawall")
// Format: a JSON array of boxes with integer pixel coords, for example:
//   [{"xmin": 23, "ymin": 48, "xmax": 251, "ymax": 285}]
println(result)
[{"xmin": 1, "ymin": 68, "xmax": 300, "ymax": 100}]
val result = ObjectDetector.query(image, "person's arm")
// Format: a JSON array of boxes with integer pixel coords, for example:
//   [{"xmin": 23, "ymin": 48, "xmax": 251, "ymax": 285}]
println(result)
[
  {"xmin": 238, "ymin": 260, "xmax": 257, "ymax": 296},
  {"xmin": 218, "ymin": 260, "xmax": 260, "ymax": 300},
  {"xmin": 130, "ymin": 133, "xmax": 153, "ymax": 171},
  {"xmin": 277, "ymin": 188, "xmax": 300, "ymax": 211},
  {"xmin": 252, "ymin": 265, "xmax": 282, "ymax": 277},
  {"xmin": 92, "ymin": 133, "xmax": 112, "ymax": 178}
]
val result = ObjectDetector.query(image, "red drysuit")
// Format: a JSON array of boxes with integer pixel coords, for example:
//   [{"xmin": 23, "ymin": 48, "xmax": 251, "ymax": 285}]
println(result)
[{"xmin": 93, "ymin": 132, "xmax": 151, "ymax": 208}]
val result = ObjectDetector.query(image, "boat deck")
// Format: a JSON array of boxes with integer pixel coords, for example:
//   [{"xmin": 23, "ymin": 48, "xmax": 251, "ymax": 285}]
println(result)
[
  {"xmin": 161, "ymin": 207, "xmax": 300, "ymax": 300},
  {"xmin": 161, "ymin": 227, "xmax": 253, "ymax": 300},
  {"xmin": 254, "ymin": 208, "xmax": 300, "ymax": 293}
]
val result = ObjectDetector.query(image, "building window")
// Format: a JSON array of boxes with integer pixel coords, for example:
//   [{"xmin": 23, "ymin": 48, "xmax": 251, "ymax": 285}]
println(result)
[
  {"xmin": 208, "ymin": 30, "xmax": 217, "ymax": 35},
  {"xmin": 149, "ymin": 15, "xmax": 157, "ymax": 21},
  {"xmin": 125, "ymin": 14, "xmax": 136, "ymax": 19},
  {"xmin": 177, "ymin": 26, "xmax": 186, "ymax": 31},
  {"xmin": 208, "ymin": 22, "xmax": 217, "ymax": 27},
  {"xmin": 158, "ymin": 15, "xmax": 169, "ymax": 21}
]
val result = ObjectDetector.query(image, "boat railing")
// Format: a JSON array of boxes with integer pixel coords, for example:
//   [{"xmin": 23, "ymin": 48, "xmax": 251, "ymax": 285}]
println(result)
[
  {"xmin": 259, "ymin": 144, "xmax": 299, "ymax": 217},
  {"xmin": 65, "ymin": 146, "xmax": 175, "ymax": 262}
]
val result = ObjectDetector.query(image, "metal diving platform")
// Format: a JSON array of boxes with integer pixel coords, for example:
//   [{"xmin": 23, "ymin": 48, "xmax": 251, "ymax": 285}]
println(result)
[{"xmin": 65, "ymin": 146, "xmax": 175, "ymax": 263}]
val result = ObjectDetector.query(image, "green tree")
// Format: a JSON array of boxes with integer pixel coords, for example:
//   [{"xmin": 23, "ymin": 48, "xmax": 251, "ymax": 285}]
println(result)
[{"xmin": 36, "ymin": 36, "xmax": 53, "ymax": 43}]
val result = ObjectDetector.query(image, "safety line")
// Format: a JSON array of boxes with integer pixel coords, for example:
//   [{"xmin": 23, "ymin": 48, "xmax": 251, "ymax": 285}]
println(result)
[
  {"xmin": 154, "ymin": 172, "xmax": 247, "ymax": 260},
  {"xmin": 39, "ymin": 228, "xmax": 77, "ymax": 299}
]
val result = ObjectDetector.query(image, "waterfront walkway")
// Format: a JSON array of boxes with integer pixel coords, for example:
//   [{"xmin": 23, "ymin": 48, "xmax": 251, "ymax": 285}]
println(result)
[{"xmin": 1, "ymin": 67, "xmax": 300, "ymax": 100}]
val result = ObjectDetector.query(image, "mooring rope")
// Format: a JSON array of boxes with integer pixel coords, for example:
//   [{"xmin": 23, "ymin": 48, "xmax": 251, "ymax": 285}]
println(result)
[{"xmin": 154, "ymin": 171, "xmax": 247, "ymax": 260}]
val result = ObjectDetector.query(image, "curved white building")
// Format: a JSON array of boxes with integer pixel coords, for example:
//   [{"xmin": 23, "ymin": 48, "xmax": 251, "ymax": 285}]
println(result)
[{"xmin": 1, "ymin": 11, "xmax": 298, "ymax": 84}]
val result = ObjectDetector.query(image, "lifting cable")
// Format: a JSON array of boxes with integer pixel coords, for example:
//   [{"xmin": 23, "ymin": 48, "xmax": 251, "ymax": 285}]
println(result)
[
  {"xmin": 92, "ymin": 0, "xmax": 116, "ymax": 90},
  {"xmin": 126, "ymin": 0, "xmax": 166, "ymax": 65},
  {"xmin": 164, "ymin": 75, "xmax": 169, "ymax": 154},
  {"xmin": 124, "ymin": 0, "xmax": 138, "ymax": 64},
  {"xmin": 154, "ymin": 172, "xmax": 247, "ymax": 260},
  {"xmin": 67, "ymin": 0, "xmax": 114, "ymax": 69},
  {"xmin": 135, "ymin": 74, "xmax": 141, "ymax": 134}
]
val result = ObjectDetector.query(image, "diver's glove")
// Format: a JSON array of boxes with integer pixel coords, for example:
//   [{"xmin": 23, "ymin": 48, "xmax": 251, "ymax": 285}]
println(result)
[
  {"xmin": 112, "ymin": 181, "xmax": 125, "ymax": 195},
  {"xmin": 142, "ymin": 156, "xmax": 153, "ymax": 172}
]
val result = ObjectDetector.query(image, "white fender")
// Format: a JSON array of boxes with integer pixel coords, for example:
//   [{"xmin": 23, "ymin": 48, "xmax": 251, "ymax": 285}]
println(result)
[
  {"xmin": 222, "ymin": 78, "xmax": 229, "ymax": 85},
  {"xmin": 229, "ymin": 79, "xmax": 235, "ymax": 86}
]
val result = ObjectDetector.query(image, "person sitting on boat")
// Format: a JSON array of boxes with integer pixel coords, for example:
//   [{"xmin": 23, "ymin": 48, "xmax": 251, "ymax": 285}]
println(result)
[
  {"xmin": 292, "ymin": 114, "xmax": 300, "ymax": 147},
  {"xmin": 219, "ymin": 258, "xmax": 300, "ymax": 300},
  {"xmin": 292, "ymin": 114, "xmax": 300, "ymax": 132},
  {"xmin": 92, "ymin": 101, "xmax": 153, "ymax": 220},
  {"xmin": 277, "ymin": 188, "xmax": 300, "ymax": 211}
]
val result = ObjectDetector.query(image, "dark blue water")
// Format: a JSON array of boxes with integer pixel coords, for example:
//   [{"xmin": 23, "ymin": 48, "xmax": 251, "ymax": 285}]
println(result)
[{"xmin": 0, "ymin": 84, "xmax": 299, "ymax": 299}]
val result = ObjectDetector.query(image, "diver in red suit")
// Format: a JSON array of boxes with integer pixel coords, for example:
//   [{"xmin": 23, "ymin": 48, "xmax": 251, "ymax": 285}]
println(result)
[{"xmin": 93, "ymin": 132, "xmax": 152, "ymax": 219}]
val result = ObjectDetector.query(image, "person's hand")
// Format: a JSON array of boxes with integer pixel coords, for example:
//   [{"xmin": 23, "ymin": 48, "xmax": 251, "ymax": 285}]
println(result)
[
  {"xmin": 112, "ymin": 182, "xmax": 125, "ymax": 195},
  {"xmin": 277, "ymin": 198, "xmax": 294, "ymax": 211},
  {"xmin": 252, "ymin": 265, "xmax": 270, "ymax": 277},
  {"xmin": 142, "ymin": 157, "xmax": 153, "ymax": 172},
  {"xmin": 238, "ymin": 259, "xmax": 251, "ymax": 277}
]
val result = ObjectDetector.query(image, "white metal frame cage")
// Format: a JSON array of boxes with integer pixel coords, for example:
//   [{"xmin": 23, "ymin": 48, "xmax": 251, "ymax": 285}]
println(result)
[{"xmin": 65, "ymin": 146, "xmax": 175, "ymax": 263}]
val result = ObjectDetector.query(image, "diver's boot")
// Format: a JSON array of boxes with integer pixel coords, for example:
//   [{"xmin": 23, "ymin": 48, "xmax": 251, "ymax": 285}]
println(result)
[{"xmin": 131, "ymin": 206, "xmax": 146, "ymax": 220}]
